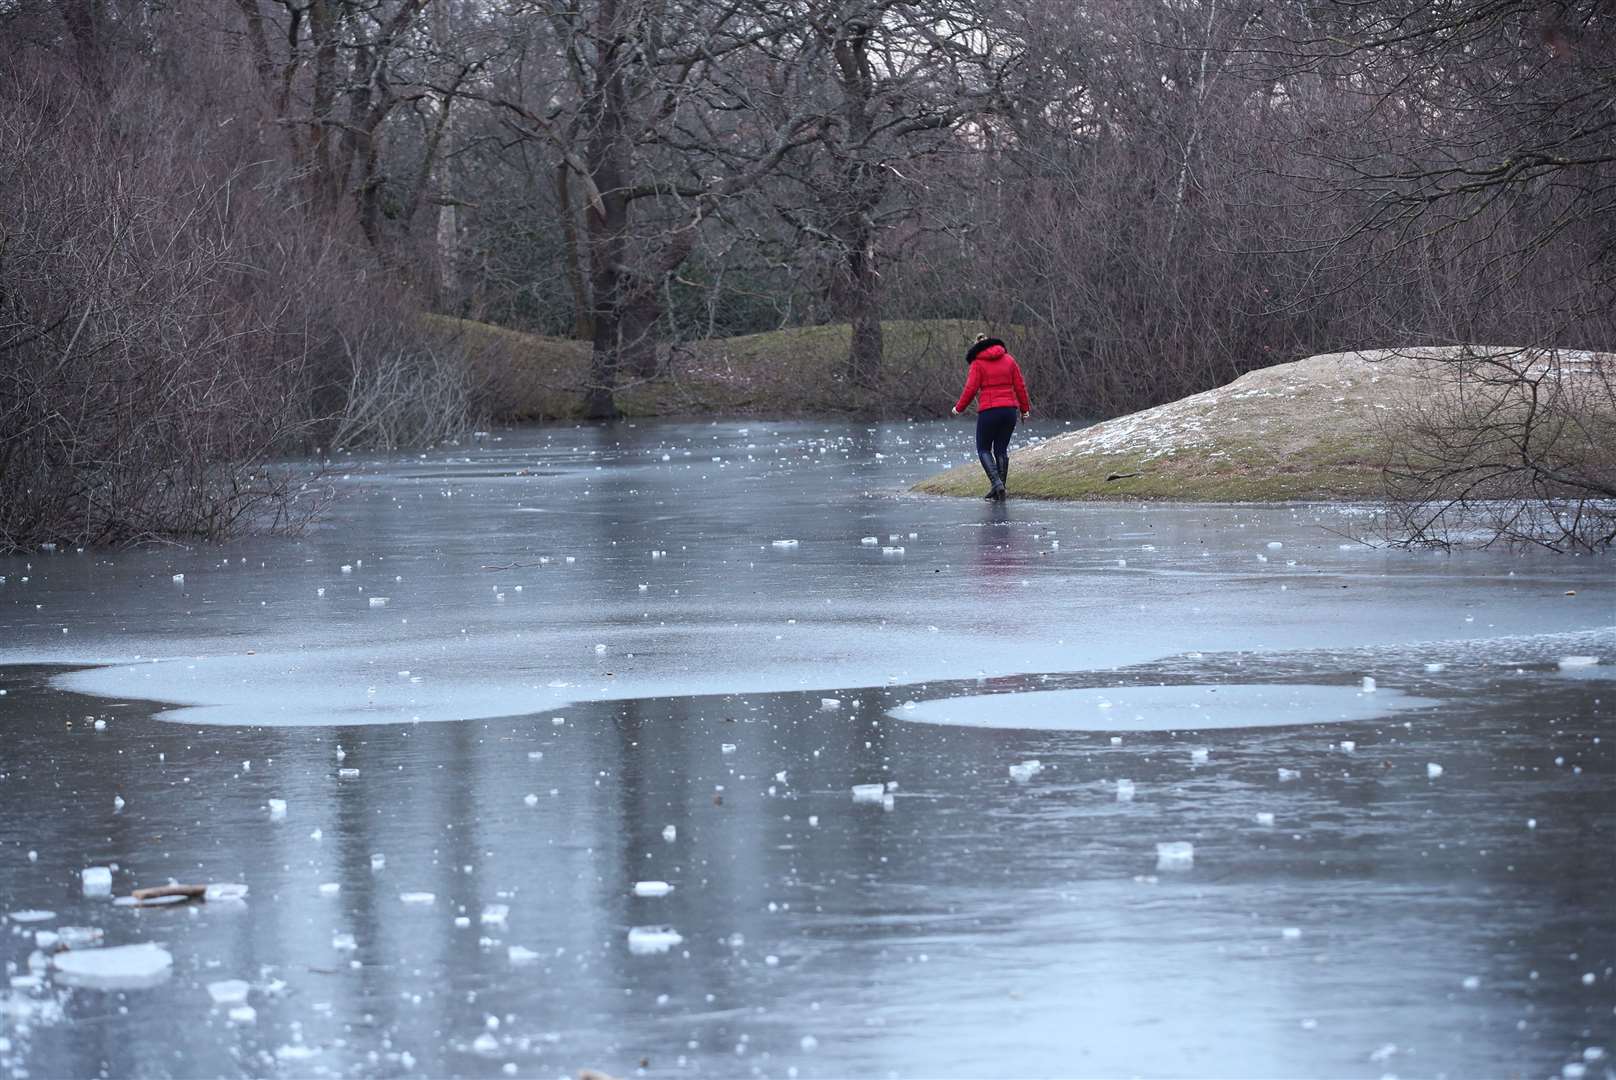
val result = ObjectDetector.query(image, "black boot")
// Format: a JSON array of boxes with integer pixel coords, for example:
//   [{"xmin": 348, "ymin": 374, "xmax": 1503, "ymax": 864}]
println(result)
[
  {"xmin": 978, "ymin": 451, "xmax": 1005, "ymax": 501},
  {"xmin": 996, "ymin": 453, "xmax": 1010, "ymax": 499}
]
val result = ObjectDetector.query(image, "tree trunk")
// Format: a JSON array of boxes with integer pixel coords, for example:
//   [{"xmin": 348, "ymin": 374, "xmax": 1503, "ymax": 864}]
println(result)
[
  {"xmin": 556, "ymin": 162, "xmax": 594, "ymax": 340},
  {"xmin": 844, "ymin": 232, "xmax": 883, "ymax": 386}
]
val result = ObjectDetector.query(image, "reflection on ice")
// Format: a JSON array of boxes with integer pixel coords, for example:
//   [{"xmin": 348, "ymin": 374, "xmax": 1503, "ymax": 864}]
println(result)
[{"xmin": 896, "ymin": 682, "xmax": 1439, "ymax": 731}]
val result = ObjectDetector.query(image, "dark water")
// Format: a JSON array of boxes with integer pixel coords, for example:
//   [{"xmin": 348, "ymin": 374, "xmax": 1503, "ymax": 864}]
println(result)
[{"xmin": 1, "ymin": 421, "xmax": 1612, "ymax": 1079}]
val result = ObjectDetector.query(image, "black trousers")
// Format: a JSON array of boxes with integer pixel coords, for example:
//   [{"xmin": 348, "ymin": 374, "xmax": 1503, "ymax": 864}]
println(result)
[{"xmin": 976, "ymin": 406, "xmax": 1018, "ymax": 459}]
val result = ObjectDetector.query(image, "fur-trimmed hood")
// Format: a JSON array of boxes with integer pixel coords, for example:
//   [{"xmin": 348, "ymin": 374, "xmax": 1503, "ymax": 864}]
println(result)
[{"xmin": 966, "ymin": 337, "xmax": 1007, "ymax": 364}]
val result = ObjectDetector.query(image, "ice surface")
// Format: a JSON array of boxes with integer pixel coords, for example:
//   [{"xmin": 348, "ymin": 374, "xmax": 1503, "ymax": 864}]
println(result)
[
  {"xmin": 633, "ymin": 881, "xmax": 674, "ymax": 898},
  {"xmin": 898, "ymin": 684, "xmax": 1436, "ymax": 732},
  {"xmin": 626, "ymin": 926, "xmax": 683, "ymax": 955},
  {"xmin": 52, "ymin": 943, "xmax": 172, "ymax": 989},
  {"xmin": 1155, "ymin": 842, "xmax": 1195, "ymax": 869},
  {"xmin": 80, "ymin": 867, "xmax": 111, "ymax": 895}
]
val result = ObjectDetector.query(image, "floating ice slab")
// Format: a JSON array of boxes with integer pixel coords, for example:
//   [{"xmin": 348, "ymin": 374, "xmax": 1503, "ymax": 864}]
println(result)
[
  {"xmin": 770, "ymin": 539, "xmax": 799, "ymax": 548},
  {"xmin": 1155, "ymin": 842, "xmax": 1195, "ymax": 869},
  {"xmin": 1558, "ymin": 656, "xmax": 1599, "ymax": 669},
  {"xmin": 8, "ymin": 911, "xmax": 55, "ymax": 924},
  {"xmin": 633, "ymin": 881, "xmax": 674, "ymax": 898},
  {"xmin": 1189, "ymin": 748, "xmax": 1209, "ymax": 764},
  {"xmin": 1008, "ymin": 760, "xmax": 1042, "ymax": 783},
  {"xmin": 507, "ymin": 945, "xmax": 538, "ymax": 964},
  {"xmin": 626, "ymin": 926, "xmax": 683, "ymax": 955},
  {"xmin": 851, "ymin": 783, "xmax": 886, "ymax": 803},
  {"xmin": 480, "ymin": 904, "xmax": 509, "ymax": 925},
  {"xmin": 267, "ymin": 799, "xmax": 287, "ymax": 819},
  {"xmin": 399, "ymin": 892, "xmax": 435, "ymax": 905},
  {"xmin": 1254, "ymin": 812, "xmax": 1275, "ymax": 827},
  {"xmin": 81, "ymin": 867, "xmax": 112, "ymax": 896},
  {"xmin": 1427, "ymin": 763, "xmax": 1444, "ymax": 779},
  {"xmin": 1116, "ymin": 779, "xmax": 1135, "ymax": 802},
  {"xmin": 52, "ymin": 943, "xmax": 172, "ymax": 989},
  {"xmin": 661, "ymin": 825, "xmax": 677, "ymax": 842},
  {"xmin": 207, "ymin": 979, "xmax": 250, "ymax": 1006},
  {"xmin": 1278, "ymin": 768, "xmax": 1301, "ymax": 782},
  {"xmin": 895, "ymin": 684, "xmax": 1438, "ymax": 731},
  {"xmin": 820, "ymin": 697, "xmax": 841, "ymax": 710}
]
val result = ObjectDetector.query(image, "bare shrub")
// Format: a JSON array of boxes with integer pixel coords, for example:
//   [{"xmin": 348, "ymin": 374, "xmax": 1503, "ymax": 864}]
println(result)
[{"xmin": 1379, "ymin": 348, "xmax": 1616, "ymax": 551}]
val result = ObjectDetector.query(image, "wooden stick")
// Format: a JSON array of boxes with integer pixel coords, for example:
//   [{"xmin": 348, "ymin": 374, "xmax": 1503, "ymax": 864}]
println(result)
[{"xmin": 131, "ymin": 884, "xmax": 206, "ymax": 901}]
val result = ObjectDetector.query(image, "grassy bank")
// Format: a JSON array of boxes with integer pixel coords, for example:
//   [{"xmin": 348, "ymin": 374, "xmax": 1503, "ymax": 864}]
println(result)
[
  {"xmin": 914, "ymin": 348, "xmax": 1548, "ymax": 503},
  {"xmin": 430, "ymin": 315, "xmax": 1021, "ymax": 420}
]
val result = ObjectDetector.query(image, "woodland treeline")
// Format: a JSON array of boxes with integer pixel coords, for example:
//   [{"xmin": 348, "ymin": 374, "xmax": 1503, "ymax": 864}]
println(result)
[{"xmin": 2, "ymin": 0, "xmax": 1613, "ymax": 549}]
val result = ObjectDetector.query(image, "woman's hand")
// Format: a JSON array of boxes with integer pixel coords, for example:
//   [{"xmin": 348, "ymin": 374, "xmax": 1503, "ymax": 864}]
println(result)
[
  {"xmin": 1021, "ymin": 411, "xmax": 1030, "ymax": 420},
  {"xmin": 950, "ymin": 407, "xmax": 959, "ymax": 416}
]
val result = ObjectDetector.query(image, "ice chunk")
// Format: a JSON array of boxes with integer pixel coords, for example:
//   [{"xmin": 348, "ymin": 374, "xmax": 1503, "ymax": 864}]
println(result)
[
  {"xmin": 770, "ymin": 539, "xmax": 800, "ymax": 549},
  {"xmin": 1266, "ymin": 541, "xmax": 1283, "ymax": 549},
  {"xmin": 1361, "ymin": 676, "xmax": 1376, "ymax": 692},
  {"xmin": 332, "ymin": 932, "xmax": 357, "ymax": 951},
  {"xmin": 661, "ymin": 825, "xmax": 677, "ymax": 842},
  {"xmin": 171, "ymin": 573, "xmax": 185, "ymax": 583},
  {"xmin": 1116, "ymin": 778, "xmax": 1136, "ymax": 802},
  {"xmin": 1155, "ymin": 841, "xmax": 1195, "ymax": 869},
  {"xmin": 1461, "ymin": 975, "xmax": 1480, "ymax": 990},
  {"xmin": 860, "ymin": 537, "xmax": 878, "ymax": 545},
  {"xmin": 113, "ymin": 795, "xmax": 125, "ymax": 811},
  {"xmin": 1254, "ymin": 812, "xmax": 1275, "ymax": 827},
  {"xmin": 8, "ymin": 910, "xmax": 55, "ymax": 924},
  {"xmin": 1278, "ymin": 768, "xmax": 1301, "ymax": 782},
  {"xmin": 267, "ymin": 799, "xmax": 287, "ymax": 819},
  {"xmin": 633, "ymin": 881, "xmax": 674, "ymax": 898},
  {"xmin": 204, "ymin": 883, "xmax": 248, "ymax": 902},
  {"xmin": 471, "ymin": 1032, "xmax": 500, "ymax": 1056},
  {"xmin": 227, "ymin": 1005, "xmax": 257, "ymax": 1024},
  {"xmin": 851, "ymin": 783, "xmax": 886, "ymax": 803},
  {"xmin": 627, "ymin": 926, "xmax": 683, "ymax": 955},
  {"xmin": 480, "ymin": 905, "xmax": 509, "ymax": 925},
  {"xmin": 1008, "ymin": 760, "xmax": 1042, "ymax": 783},
  {"xmin": 1338, "ymin": 740, "xmax": 1356, "ymax": 753},
  {"xmin": 370, "ymin": 853, "xmax": 386, "ymax": 870},
  {"xmin": 337, "ymin": 767, "xmax": 360, "ymax": 778},
  {"xmin": 52, "ymin": 943, "xmax": 172, "ymax": 989},
  {"xmin": 801, "ymin": 1035, "xmax": 819, "ymax": 1052},
  {"xmin": 207, "ymin": 979, "xmax": 251, "ymax": 1006},
  {"xmin": 318, "ymin": 883, "xmax": 340, "ymax": 896},
  {"xmin": 720, "ymin": 743, "xmax": 737, "ymax": 754},
  {"xmin": 820, "ymin": 697, "xmax": 841, "ymax": 710},
  {"xmin": 81, "ymin": 867, "xmax": 112, "ymax": 895},
  {"xmin": 523, "ymin": 793, "xmax": 539, "ymax": 807},
  {"xmin": 399, "ymin": 891, "xmax": 435, "ymax": 905},
  {"xmin": 34, "ymin": 930, "xmax": 59, "ymax": 950},
  {"xmin": 1189, "ymin": 747, "xmax": 1209, "ymax": 765},
  {"xmin": 1558, "ymin": 656, "xmax": 1599, "ymax": 669},
  {"xmin": 1426, "ymin": 762, "xmax": 1444, "ymax": 779},
  {"xmin": 1281, "ymin": 927, "xmax": 1302, "ymax": 940},
  {"xmin": 1109, "ymin": 736, "xmax": 1122, "ymax": 746},
  {"xmin": 57, "ymin": 926, "xmax": 102, "ymax": 948},
  {"xmin": 526, "ymin": 750, "xmax": 544, "ymax": 760},
  {"xmin": 1424, "ymin": 662, "xmax": 1445, "ymax": 673},
  {"xmin": 881, "ymin": 546, "xmax": 905, "ymax": 555},
  {"xmin": 367, "ymin": 597, "xmax": 389, "ymax": 608},
  {"xmin": 507, "ymin": 945, "xmax": 538, "ymax": 964}
]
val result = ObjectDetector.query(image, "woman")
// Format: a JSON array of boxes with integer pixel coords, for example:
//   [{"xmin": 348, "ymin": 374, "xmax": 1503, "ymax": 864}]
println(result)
[{"xmin": 951, "ymin": 335, "xmax": 1031, "ymax": 501}]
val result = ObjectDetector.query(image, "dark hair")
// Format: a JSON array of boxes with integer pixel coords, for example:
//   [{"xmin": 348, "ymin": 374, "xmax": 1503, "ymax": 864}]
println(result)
[{"xmin": 966, "ymin": 336, "xmax": 1005, "ymax": 364}]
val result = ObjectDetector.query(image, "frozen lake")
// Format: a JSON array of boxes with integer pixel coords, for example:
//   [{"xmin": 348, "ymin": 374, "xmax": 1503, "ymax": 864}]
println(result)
[{"xmin": 1, "ymin": 419, "xmax": 1612, "ymax": 1078}]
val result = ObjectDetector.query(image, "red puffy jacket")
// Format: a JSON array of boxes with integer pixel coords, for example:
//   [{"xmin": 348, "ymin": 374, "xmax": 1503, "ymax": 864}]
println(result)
[{"xmin": 955, "ymin": 342, "xmax": 1031, "ymax": 414}]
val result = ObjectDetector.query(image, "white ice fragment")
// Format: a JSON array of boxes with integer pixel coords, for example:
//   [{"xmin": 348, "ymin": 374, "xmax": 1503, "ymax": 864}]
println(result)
[
  {"xmin": 207, "ymin": 979, "xmax": 251, "ymax": 1006},
  {"xmin": 770, "ymin": 539, "xmax": 800, "ymax": 549},
  {"xmin": 820, "ymin": 697, "xmax": 841, "ymax": 710},
  {"xmin": 801, "ymin": 1035, "xmax": 819, "ymax": 1052},
  {"xmin": 454, "ymin": 916, "xmax": 470, "ymax": 929},
  {"xmin": 480, "ymin": 904, "xmax": 509, "ymax": 925},
  {"xmin": 883, "ymin": 794, "xmax": 896, "ymax": 811},
  {"xmin": 1427, "ymin": 762, "xmax": 1444, "ymax": 779},
  {"xmin": 1461, "ymin": 975, "xmax": 1480, "ymax": 990},
  {"xmin": 1189, "ymin": 747, "xmax": 1209, "ymax": 764},
  {"xmin": 633, "ymin": 881, "xmax": 674, "ymax": 898},
  {"xmin": 626, "ymin": 926, "xmax": 683, "ymax": 955},
  {"xmin": 1278, "ymin": 768, "xmax": 1301, "ymax": 782},
  {"xmin": 1558, "ymin": 656, "xmax": 1599, "ymax": 669},
  {"xmin": 370, "ymin": 853, "xmax": 386, "ymax": 871},
  {"xmin": 81, "ymin": 867, "xmax": 112, "ymax": 895},
  {"xmin": 331, "ymin": 932, "xmax": 357, "ymax": 951},
  {"xmin": 34, "ymin": 930, "xmax": 59, "ymax": 950},
  {"xmin": 7, "ymin": 910, "xmax": 55, "ymax": 924},
  {"xmin": 720, "ymin": 743, "xmax": 738, "ymax": 754},
  {"xmin": 1255, "ymin": 812, "xmax": 1275, "ymax": 827},
  {"xmin": 93, "ymin": 718, "xmax": 106, "ymax": 731},
  {"xmin": 471, "ymin": 1032, "xmax": 500, "ymax": 1055},
  {"xmin": 227, "ymin": 1004, "xmax": 257, "ymax": 1024},
  {"xmin": 318, "ymin": 883, "xmax": 340, "ymax": 896},
  {"xmin": 523, "ymin": 793, "xmax": 539, "ymax": 807},
  {"xmin": 368, "ymin": 597, "xmax": 389, "ymax": 608},
  {"xmin": 1361, "ymin": 676, "xmax": 1377, "ymax": 692},
  {"xmin": 1109, "ymin": 736, "xmax": 1123, "ymax": 745},
  {"xmin": 171, "ymin": 573, "xmax": 185, "ymax": 583},
  {"xmin": 661, "ymin": 825, "xmax": 677, "ymax": 842},
  {"xmin": 114, "ymin": 795, "xmax": 126, "ymax": 814},
  {"xmin": 881, "ymin": 546, "xmax": 904, "ymax": 555},
  {"xmin": 851, "ymin": 783, "xmax": 886, "ymax": 803},
  {"xmin": 1266, "ymin": 541, "xmax": 1283, "ymax": 549},
  {"xmin": 507, "ymin": 945, "xmax": 538, "ymax": 964},
  {"xmin": 337, "ymin": 767, "xmax": 360, "ymax": 778},
  {"xmin": 267, "ymin": 799, "xmax": 287, "ymax": 819},
  {"xmin": 1338, "ymin": 740, "xmax": 1356, "ymax": 753},
  {"xmin": 526, "ymin": 750, "xmax": 543, "ymax": 761},
  {"xmin": 1155, "ymin": 841, "xmax": 1195, "ymax": 869},
  {"xmin": 399, "ymin": 892, "xmax": 435, "ymax": 905},
  {"xmin": 204, "ymin": 883, "xmax": 248, "ymax": 902},
  {"xmin": 57, "ymin": 926, "xmax": 101, "ymax": 948},
  {"xmin": 860, "ymin": 537, "xmax": 878, "ymax": 545},
  {"xmin": 1116, "ymin": 778, "xmax": 1136, "ymax": 801},
  {"xmin": 52, "ymin": 943, "xmax": 172, "ymax": 989},
  {"xmin": 340, "ymin": 564, "xmax": 353, "ymax": 574},
  {"xmin": 1424, "ymin": 662, "xmax": 1445, "ymax": 673},
  {"xmin": 1008, "ymin": 760, "xmax": 1042, "ymax": 783},
  {"xmin": 309, "ymin": 828, "xmax": 322, "ymax": 841},
  {"xmin": 1281, "ymin": 927, "xmax": 1302, "ymax": 940}
]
